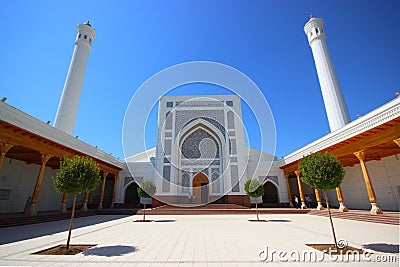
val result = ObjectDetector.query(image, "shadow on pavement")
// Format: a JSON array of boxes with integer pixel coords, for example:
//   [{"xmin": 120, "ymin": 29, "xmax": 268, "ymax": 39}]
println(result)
[
  {"xmin": 154, "ymin": 219, "xmax": 176, "ymax": 223},
  {"xmin": 0, "ymin": 215, "xmax": 131, "ymax": 245},
  {"xmin": 362, "ymin": 243, "xmax": 399, "ymax": 253},
  {"xmin": 268, "ymin": 220, "xmax": 291, "ymax": 223},
  {"xmin": 82, "ymin": 245, "xmax": 137, "ymax": 257}
]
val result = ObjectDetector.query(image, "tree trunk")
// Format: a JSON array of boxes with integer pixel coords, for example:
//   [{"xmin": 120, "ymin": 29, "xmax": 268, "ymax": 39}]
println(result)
[
  {"xmin": 323, "ymin": 191, "xmax": 338, "ymax": 248},
  {"xmin": 255, "ymin": 200, "xmax": 259, "ymax": 221},
  {"xmin": 66, "ymin": 192, "xmax": 77, "ymax": 250},
  {"xmin": 143, "ymin": 203, "xmax": 146, "ymax": 221}
]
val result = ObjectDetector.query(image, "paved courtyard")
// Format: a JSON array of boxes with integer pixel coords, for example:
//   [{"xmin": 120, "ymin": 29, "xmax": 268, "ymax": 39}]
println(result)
[{"xmin": 0, "ymin": 213, "xmax": 398, "ymax": 266}]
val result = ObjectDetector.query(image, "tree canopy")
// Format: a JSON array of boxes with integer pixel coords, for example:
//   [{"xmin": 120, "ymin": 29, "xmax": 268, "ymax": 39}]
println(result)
[
  {"xmin": 53, "ymin": 155, "xmax": 101, "ymax": 194},
  {"xmin": 137, "ymin": 180, "xmax": 156, "ymax": 199},
  {"xmin": 244, "ymin": 179, "xmax": 264, "ymax": 198},
  {"xmin": 298, "ymin": 151, "xmax": 344, "ymax": 190}
]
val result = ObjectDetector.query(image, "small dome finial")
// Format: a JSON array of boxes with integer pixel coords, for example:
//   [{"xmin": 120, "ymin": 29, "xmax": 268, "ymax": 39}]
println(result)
[
  {"xmin": 309, "ymin": 12, "xmax": 313, "ymax": 19},
  {"xmin": 84, "ymin": 18, "xmax": 92, "ymax": 27}
]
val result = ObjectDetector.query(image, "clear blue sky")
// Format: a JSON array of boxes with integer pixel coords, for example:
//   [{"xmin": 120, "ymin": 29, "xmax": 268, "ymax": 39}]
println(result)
[{"xmin": 1, "ymin": 1, "xmax": 399, "ymax": 160}]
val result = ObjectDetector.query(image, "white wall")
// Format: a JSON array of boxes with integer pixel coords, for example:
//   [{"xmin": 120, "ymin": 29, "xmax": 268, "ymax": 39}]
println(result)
[
  {"xmin": 317, "ymin": 154, "xmax": 400, "ymax": 211},
  {"xmin": 246, "ymin": 159, "xmax": 289, "ymax": 204},
  {"xmin": 0, "ymin": 157, "xmax": 61, "ymax": 213},
  {"xmin": 341, "ymin": 155, "xmax": 400, "ymax": 211}
]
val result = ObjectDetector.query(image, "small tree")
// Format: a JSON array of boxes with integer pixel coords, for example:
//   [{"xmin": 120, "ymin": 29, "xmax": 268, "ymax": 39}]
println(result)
[
  {"xmin": 298, "ymin": 152, "xmax": 344, "ymax": 248},
  {"xmin": 137, "ymin": 180, "xmax": 156, "ymax": 221},
  {"xmin": 244, "ymin": 179, "xmax": 264, "ymax": 221},
  {"xmin": 53, "ymin": 156, "xmax": 101, "ymax": 250}
]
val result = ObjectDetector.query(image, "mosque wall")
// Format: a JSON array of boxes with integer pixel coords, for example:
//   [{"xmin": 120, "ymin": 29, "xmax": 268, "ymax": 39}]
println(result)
[
  {"xmin": 0, "ymin": 157, "xmax": 61, "ymax": 213},
  {"xmin": 320, "ymin": 154, "xmax": 400, "ymax": 211}
]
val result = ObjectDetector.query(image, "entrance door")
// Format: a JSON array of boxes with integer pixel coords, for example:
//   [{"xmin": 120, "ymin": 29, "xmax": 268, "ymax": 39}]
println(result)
[
  {"xmin": 125, "ymin": 182, "xmax": 140, "ymax": 207},
  {"xmin": 262, "ymin": 182, "xmax": 279, "ymax": 203},
  {"xmin": 192, "ymin": 173, "xmax": 209, "ymax": 204}
]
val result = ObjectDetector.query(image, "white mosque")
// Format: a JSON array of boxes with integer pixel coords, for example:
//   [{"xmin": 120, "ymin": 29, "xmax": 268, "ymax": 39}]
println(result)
[{"xmin": 0, "ymin": 17, "xmax": 399, "ymax": 215}]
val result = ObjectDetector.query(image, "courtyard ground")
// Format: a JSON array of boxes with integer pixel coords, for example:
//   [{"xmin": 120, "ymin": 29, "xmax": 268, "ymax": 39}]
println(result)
[{"xmin": 0, "ymin": 213, "xmax": 398, "ymax": 266}]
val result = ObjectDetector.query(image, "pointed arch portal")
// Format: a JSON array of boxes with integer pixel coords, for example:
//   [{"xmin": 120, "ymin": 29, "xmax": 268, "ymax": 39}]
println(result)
[{"xmin": 263, "ymin": 181, "xmax": 279, "ymax": 203}]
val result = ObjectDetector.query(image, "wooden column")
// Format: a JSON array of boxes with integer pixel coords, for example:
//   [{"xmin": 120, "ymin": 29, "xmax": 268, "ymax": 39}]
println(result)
[
  {"xmin": 336, "ymin": 186, "xmax": 349, "ymax": 212},
  {"xmin": 295, "ymin": 170, "xmax": 307, "ymax": 209},
  {"xmin": 284, "ymin": 174, "xmax": 294, "ymax": 207},
  {"xmin": 110, "ymin": 173, "xmax": 119, "ymax": 208},
  {"xmin": 26, "ymin": 154, "xmax": 52, "ymax": 216},
  {"xmin": 98, "ymin": 171, "xmax": 108, "ymax": 209},
  {"xmin": 81, "ymin": 192, "xmax": 89, "ymax": 211},
  {"xmin": 354, "ymin": 150, "xmax": 383, "ymax": 214},
  {"xmin": 0, "ymin": 143, "xmax": 13, "ymax": 172},
  {"xmin": 61, "ymin": 193, "xmax": 68, "ymax": 213},
  {"xmin": 314, "ymin": 189, "xmax": 324, "ymax": 210}
]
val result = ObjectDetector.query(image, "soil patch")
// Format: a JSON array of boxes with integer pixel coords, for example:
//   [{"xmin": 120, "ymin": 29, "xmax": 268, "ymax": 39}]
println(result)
[
  {"xmin": 32, "ymin": 244, "xmax": 96, "ymax": 255},
  {"xmin": 306, "ymin": 244, "xmax": 364, "ymax": 254}
]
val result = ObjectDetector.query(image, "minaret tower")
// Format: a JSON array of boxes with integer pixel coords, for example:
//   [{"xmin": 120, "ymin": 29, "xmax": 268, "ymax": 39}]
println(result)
[
  {"xmin": 54, "ymin": 20, "xmax": 96, "ymax": 135},
  {"xmin": 304, "ymin": 16, "xmax": 350, "ymax": 132}
]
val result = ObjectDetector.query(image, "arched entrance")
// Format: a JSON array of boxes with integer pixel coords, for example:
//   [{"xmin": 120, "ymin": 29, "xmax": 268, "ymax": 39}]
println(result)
[
  {"xmin": 193, "ymin": 173, "xmax": 209, "ymax": 204},
  {"xmin": 262, "ymin": 181, "xmax": 279, "ymax": 203},
  {"xmin": 125, "ymin": 182, "xmax": 140, "ymax": 207}
]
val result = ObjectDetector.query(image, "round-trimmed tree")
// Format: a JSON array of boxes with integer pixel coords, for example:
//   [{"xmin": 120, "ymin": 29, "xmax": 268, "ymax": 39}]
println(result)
[
  {"xmin": 53, "ymin": 155, "xmax": 101, "ymax": 250},
  {"xmin": 298, "ymin": 151, "xmax": 344, "ymax": 248},
  {"xmin": 244, "ymin": 179, "xmax": 264, "ymax": 221},
  {"xmin": 137, "ymin": 180, "xmax": 156, "ymax": 221}
]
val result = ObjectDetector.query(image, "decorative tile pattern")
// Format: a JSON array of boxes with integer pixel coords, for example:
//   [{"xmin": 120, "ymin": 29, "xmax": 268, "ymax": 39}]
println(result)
[
  {"xmin": 181, "ymin": 128, "xmax": 220, "ymax": 159},
  {"xmin": 211, "ymin": 169, "xmax": 220, "ymax": 193},
  {"xmin": 175, "ymin": 110, "xmax": 225, "ymax": 137},
  {"xmin": 162, "ymin": 166, "xmax": 171, "ymax": 192},
  {"xmin": 231, "ymin": 165, "xmax": 239, "ymax": 192},
  {"xmin": 176, "ymin": 100, "xmax": 224, "ymax": 107},
  {"xmin": 181, "ymin": 171, "xmax": 190, "ymax": 193}
]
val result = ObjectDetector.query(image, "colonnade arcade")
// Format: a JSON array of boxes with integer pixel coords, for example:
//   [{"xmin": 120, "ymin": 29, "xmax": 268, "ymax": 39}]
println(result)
[
  {"xmin": 0, "ymin": 120, "xmax": 122, "ymax": 216},
  {"xmin": 281, "ymin": 117, "xmax": 400, "ymax": 214}
]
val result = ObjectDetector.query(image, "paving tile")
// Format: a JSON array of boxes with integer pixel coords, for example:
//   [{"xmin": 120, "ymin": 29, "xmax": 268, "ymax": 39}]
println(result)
[{"xmin": 0, "ymin": 214, "xmax": 398, "ymax": 266}]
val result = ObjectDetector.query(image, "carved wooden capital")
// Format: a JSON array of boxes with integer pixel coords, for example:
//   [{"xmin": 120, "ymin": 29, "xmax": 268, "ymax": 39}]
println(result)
[
  {"xmin": 394, "ymin": 138, "xmax": 400, "ymax": 148},
  {"xmin": 353, "ymin": 150, "xmax": 366, "ymax": 161},
  {"xmin": 0, "ymin": 143, "xmax": 13, "ymax": 155},
  {"xmin": 40, "ymin": 154, "xmax": 52, "ymax": 165},
  {"xmin": 294, "ymin": 170, "xmax": 301, "ymax": 178}
]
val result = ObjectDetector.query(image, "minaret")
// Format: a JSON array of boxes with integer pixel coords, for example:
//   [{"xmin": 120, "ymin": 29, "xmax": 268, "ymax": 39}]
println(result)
[
  {"xmin": 304, "ymin": 16, "xmax": 350, "ymax": 132},
  {"xmin": 53, "ymin": 20, "xmax": 96, "ymax": 135}
]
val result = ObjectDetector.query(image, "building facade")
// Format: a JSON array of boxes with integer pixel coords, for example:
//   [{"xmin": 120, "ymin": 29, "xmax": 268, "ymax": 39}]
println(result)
[{"xmin": 125, "ymin": 95, "xmax": 286, "ymax": 207}]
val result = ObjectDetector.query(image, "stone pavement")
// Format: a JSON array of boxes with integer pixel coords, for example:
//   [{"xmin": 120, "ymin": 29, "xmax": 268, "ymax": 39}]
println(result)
[{"xmin": 0, "ymin": 213, "xmax": 398, "ymax": 266}]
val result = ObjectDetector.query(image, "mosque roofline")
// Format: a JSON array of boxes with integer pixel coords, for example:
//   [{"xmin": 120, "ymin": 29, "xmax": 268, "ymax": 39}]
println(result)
[
  {"xmin": 279, "ymin": 96, "xmax": 400, "ymax": 167},
  {"xmin": 0, "ymin": 101, "xmax": 124, "ymax": 169},
  {"xmin": 125, "ymin": 147, "xmax": 156, "ymax": 162},
  {"xmin": 159, "ymin": 94, "xmax": 240, "ymax": 99}
]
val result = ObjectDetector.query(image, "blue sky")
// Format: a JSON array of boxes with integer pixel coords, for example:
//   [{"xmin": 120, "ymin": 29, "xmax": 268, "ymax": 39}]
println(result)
[{"xmin": 1, "ymin": 1, "xmax": 399, "ymax": 160}]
